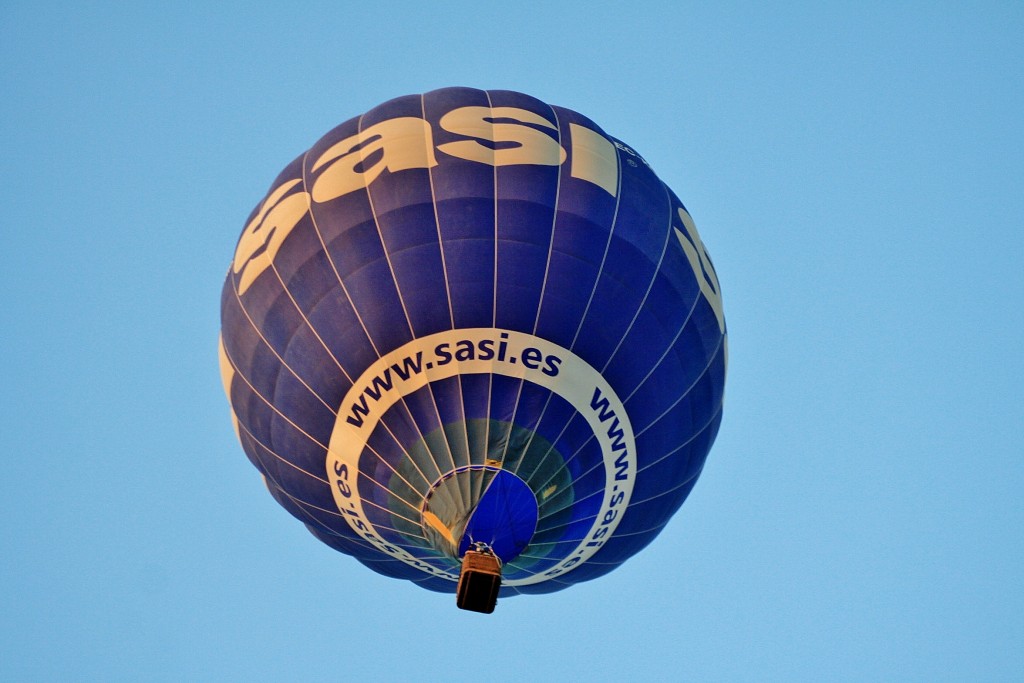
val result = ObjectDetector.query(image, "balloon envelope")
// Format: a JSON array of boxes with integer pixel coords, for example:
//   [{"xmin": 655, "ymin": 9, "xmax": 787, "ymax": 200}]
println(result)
[{"xmin": 219, "ymin": 87, "xmax": 727, "ymax": 596}]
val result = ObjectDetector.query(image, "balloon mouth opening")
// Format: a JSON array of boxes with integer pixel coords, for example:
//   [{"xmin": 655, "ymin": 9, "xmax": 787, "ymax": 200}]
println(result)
[{"xmin": 420, "ymin": 466, "xmax": 538, "ymax": 564}]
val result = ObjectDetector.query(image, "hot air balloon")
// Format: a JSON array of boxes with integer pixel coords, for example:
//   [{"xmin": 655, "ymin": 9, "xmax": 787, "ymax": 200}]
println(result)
[{"xmin": 219, "ymin": 87, "xmax": 726, "ymax": 612}]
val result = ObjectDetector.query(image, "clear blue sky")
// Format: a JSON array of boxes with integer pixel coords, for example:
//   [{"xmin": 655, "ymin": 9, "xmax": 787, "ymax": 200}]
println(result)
[{"xmin": 2, "ymin": 2, "xmax": 1022, "ymax": 681}]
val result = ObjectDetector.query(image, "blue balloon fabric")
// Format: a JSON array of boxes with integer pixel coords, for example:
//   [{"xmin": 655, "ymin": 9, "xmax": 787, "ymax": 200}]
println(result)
[{"xmin": 219, "ymin": 87, "xmax": 727, "ymax": 597}]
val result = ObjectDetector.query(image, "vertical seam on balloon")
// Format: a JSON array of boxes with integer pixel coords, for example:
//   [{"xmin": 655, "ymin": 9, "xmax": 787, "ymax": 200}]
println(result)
[
  {"xmin": 498, "ymin": 101, "xmax": 564, "ymax": 484},
  {"xmin": 421, "ymin": 92, "xmax": 457, "ymax": 332},
  {"xmin": 503, "ymin": 110, "xmax": 579, "ymax": 484},
  {"xmin": 568, "ymin": 146, "xmax": 624, "ymax": 350},
  {"xmin": 418, "ymin": 90, "xmax": 472, "ymax": 525},
  {"xmin": 482, "ymin": 90, "xmax": 499, "ymax": 489},
  {"xmin": 487, "ymin": 94, "xmax": 499, "ymax": 332},
  {"xmin": 419, "ymin": 89, "xmax": 475, "ymax": 524},
  {"xmin": 354, "ymin": 111, "xmax": 462, "ymax": 524},
  {"xmin": 529, "ymin": 107, "xmax": 564, "ymax": 338},
  {"xmin": 509, "ymin": 126, "xmax": 625, "ymax": 488},
  {"xmin": 477, "ymin": 88, "xmax": 499, "ymax": 514},
  {"xmin": 301, "ymin": 133, "xmax": 442, "ymax": 500},
  {"xmin": 420, "ymin": 92, "xmax": 471, "ymax": 489},
  {"xmin": 355, "ymin": 102, "xmax": 467, "ymax": 538},
  {"xmin": 356, "ymin": 116, "xmax": 418, "ymax": 343}
]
